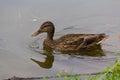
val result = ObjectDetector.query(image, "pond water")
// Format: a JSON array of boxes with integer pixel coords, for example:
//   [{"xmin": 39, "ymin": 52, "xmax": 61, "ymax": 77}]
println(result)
[{"xmin": 0, "ymin": 0, "xmax": 120, "ymax": 79}]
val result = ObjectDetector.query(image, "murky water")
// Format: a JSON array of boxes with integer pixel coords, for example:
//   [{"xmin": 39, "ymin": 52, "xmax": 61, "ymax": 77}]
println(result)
[{"xmin": 0, "ymin": 0, "xmax": 120, "ymax": 79}]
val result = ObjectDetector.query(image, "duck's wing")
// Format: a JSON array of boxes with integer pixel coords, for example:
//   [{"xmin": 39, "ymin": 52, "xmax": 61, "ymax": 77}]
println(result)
[
  {"xmin": 56, "ymin": 34, "xmax": 84, "ymax": 45},
  {"xmin": 54, "ymin": 34, "xmax": 86, "ymax": 51},
  {"xmin": 54, "ymin": 33, "xmax": 108, "ymax": 51},
  {"xmin": 77, "ymin": 33, "xmax": 108, "ymax": 48}
]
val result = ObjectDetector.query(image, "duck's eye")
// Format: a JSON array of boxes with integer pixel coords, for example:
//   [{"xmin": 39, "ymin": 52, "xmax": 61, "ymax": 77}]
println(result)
[{"xmin": 44, "ymin": 25, "xmax": 47, "ymax": 27}]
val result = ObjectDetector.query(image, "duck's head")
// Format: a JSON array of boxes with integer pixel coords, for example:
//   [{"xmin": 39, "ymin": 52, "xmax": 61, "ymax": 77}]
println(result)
[{"xmin": 32, "ymin": 21, "xmax": 55, "ymax": 37}]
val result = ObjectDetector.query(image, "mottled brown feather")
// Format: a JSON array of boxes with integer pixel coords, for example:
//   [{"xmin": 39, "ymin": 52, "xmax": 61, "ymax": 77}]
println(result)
[{"xmin": 32, "ymin": 21, "xmax": 108, "ymax": 52}]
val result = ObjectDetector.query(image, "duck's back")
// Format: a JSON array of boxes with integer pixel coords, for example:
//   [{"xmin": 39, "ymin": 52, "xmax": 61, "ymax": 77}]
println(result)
[
  {"xmin": 44, "ymin": 33, "xmax": 107, "ymax": 52},
  {"xmin": 54, "ymin": 34, "xmax": 99, "ymax": 51},
  {"xmin": 55, "ymin": 34, "xmax": 101, "ymax": 44}
]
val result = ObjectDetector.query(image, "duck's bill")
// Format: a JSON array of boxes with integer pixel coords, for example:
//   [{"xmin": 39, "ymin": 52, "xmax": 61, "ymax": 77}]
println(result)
[
  {"xmin": 31, "ymin": 31, "xmax": 39, "ymax": 37},
  {"xmin": 32, "ymin": 30, "xmax": 43, "ymax": 37}
]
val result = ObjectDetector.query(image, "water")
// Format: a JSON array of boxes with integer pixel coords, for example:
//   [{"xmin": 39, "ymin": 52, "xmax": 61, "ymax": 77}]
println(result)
[{"xmin": 0, "ymin": 0, "xmax": 120, "ymax": 79}]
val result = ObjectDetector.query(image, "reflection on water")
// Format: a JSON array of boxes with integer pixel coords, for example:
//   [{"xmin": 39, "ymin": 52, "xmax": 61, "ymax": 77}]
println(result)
[
  {"xmin": 31, "ymin": 47, "xmax": 54, "ymax": 69},
  {"xmin": 31, "ymin": 44, "xmax": 104, "ymax": 69}
]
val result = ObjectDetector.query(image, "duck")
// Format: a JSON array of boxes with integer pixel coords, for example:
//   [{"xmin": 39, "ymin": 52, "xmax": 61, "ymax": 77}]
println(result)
[{"xmin": 32, "ymin": 21, "xmax": 108, "ymax": 53}]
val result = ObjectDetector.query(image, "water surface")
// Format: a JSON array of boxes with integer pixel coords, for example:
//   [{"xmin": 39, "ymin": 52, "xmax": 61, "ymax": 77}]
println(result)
[{"xmin": 0, "ymin": 0, "xmax": 120, "ymax": 79}]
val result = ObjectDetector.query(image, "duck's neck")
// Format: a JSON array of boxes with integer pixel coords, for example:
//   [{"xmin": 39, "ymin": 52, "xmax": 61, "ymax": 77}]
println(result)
[
  {"xmin": 46, "ymin": 31, "xmax": 54, "ymax": 41},
  {"xmin": 45, "ymin": 25, "xmax": 55, "ymax": 41}
]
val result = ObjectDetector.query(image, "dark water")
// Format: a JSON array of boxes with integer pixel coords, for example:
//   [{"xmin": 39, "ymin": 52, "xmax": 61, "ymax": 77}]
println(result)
[{"xmin": 0, "ymin": 0, "xmax": 120, "ymax": 79}]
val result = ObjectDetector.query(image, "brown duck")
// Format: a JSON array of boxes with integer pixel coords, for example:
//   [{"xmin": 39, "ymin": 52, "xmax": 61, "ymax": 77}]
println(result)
[{"xmin": 32, "ymin": 21, "xmax": 108, "ymax": 52}]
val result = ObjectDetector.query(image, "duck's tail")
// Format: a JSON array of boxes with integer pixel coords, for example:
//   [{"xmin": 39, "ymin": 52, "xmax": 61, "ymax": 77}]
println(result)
[{"xmin": 96, "ymin": 34, "xmax": 109, "ymax": 45}]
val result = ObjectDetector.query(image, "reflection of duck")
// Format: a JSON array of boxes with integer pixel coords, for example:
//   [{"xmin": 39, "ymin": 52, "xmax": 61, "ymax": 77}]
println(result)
[
  {"xmin": 32, "ymin": 21, "xmax": 108, "ymax": 53},
  {"xmin": 74, "ymin": 45, "xmax": 105, "ymax": 56},
  {"xmin": 31, "ymin": 54, "xmax": 54, "ymax": 69},
  {"xmin": 31, "ymin": 48, "xmax": 54, "ymax": 69}
]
